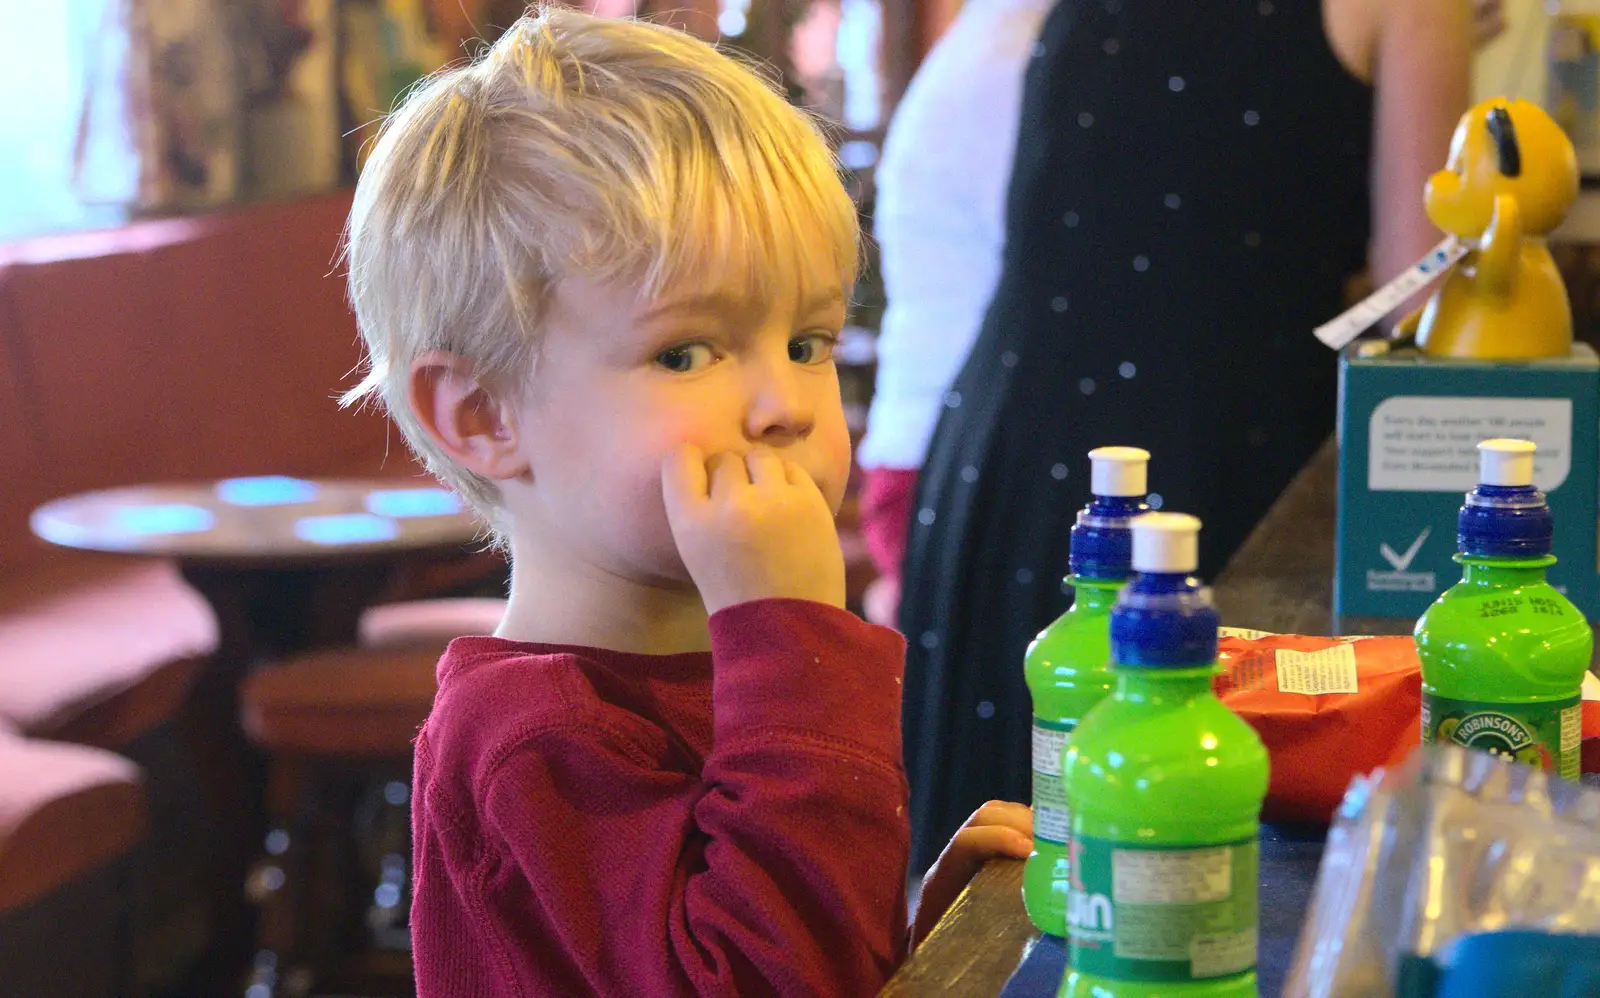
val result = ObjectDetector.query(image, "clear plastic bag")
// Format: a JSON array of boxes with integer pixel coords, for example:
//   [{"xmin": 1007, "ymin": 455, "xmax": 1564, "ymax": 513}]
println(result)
[{"xmin": 1283, "ymin": 744, "xmax": 1600, "ymax": 998}]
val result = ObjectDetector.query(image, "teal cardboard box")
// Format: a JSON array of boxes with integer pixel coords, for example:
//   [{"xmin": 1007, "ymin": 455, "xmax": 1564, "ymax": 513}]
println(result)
[{"xmin": 1336, "ymin": 344, "xmax": 1600, "ymax": 621}]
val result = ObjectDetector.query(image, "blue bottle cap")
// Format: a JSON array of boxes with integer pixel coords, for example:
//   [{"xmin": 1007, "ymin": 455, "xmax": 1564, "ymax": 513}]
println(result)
[
  {"xmin": 1071, "ymin": 496, "xmax": 1147, "ymax": 580},
  {"xmin": 1458, "ymin": 440, "xmax": 1552, "ymax": 558},
  {"xmin": 1070, "ymin": 447, "xmax": 1150, "ymax": 580},
  {"xmin": 1110, "ymin": 513, "xmax": 1218, "ymax": 667}
]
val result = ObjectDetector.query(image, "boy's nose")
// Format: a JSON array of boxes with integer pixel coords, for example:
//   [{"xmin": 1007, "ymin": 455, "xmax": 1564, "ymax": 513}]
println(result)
[{"xmin": 745, "ymin": 363, "xmax": 814, "ymax": 446}]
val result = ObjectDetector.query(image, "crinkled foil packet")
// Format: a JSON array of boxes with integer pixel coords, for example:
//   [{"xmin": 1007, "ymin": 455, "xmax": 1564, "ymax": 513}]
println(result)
[{"xmin": 1283, "ymin": 744, "xmax": 1600, "ymax": 998}]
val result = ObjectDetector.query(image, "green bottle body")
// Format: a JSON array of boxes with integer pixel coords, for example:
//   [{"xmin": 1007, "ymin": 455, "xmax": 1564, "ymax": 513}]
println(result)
[
  {"xmin": 1415, "ymin": 555, "xmax": 1592, "ymax": 777},
  {"xmin": 1022, "ymin": 578, "xmax": 1121, "ymax": 936},
  {"xmin": 1059, "ymin": 665, "xmax": 1269, "ymax": 998}
]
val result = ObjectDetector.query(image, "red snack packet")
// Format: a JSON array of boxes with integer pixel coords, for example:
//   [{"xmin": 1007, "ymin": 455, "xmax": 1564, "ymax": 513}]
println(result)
[
  {"xmin": 1583, "ymin": 698, "xmax": 1600, "ymax": 776},
  {"xmin": 1215, "ymin": 630, "xmax": 1420, "ymax": 823},
  {"xmin": 1215, "ymin": 629, "xmax": 1600, "ymax": 823}
]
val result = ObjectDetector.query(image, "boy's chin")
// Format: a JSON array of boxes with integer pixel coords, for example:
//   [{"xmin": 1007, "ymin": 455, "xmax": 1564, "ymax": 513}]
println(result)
[{"xmin": 633, "ymin": 552, "xmax": 700, "ymax": 594}]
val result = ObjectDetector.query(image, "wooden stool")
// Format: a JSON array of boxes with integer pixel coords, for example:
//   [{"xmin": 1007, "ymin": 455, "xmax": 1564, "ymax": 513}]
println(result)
[
  {"xmin": 0, "ymin": 731, "xmax": 147, "ymax": 998},
  {"xmin": 239, "ymin": 645, "xmax": 441, "ymax": 998}
]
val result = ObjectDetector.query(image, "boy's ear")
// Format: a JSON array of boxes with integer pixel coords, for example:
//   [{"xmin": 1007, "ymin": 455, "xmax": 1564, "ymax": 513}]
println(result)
[{"xmin": 408, "ymin": 351, "xmax": 530, "ymax": 481}]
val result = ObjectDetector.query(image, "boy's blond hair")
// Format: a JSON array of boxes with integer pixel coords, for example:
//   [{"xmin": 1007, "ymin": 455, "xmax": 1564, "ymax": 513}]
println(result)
[{"xmin": 343, "ymin": 6, "xmax": 860, "ymax": 517}]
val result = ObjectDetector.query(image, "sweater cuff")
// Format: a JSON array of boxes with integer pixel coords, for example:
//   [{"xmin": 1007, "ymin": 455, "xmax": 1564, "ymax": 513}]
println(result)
[{"xmin": 708, "ymin": 599, "xmax": 906, "ymax": 766}]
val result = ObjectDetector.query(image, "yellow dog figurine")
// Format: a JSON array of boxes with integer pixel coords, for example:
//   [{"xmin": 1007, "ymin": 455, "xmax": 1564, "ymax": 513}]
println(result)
[{"xmin": 1411, "ymin": 98, "xmax": 1578, "ymax": 359}]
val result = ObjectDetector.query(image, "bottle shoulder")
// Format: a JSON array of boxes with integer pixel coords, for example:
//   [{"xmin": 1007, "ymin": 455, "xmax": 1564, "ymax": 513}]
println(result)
[
  {"xmin": 1026, "ymin": 609, "xmax": 1115, "ymax": 674},
  {"xmin": 1416, "ymin": 578, "xmax": 1593, "ymax": 688},
  {"xmin": 1064, "ymin": 726, "xmax": 1267, "ymax": 829}
]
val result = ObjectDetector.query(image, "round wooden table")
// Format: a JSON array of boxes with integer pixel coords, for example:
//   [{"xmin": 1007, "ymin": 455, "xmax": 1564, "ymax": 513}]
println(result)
[
  {"xmin": 30, "ymin": 475, "xmax": 481, "ymax": 990},
  {"xmin": 32, "ymin": 476, "xmax": 482, "ymax": 655},
  {"xmin": 29, "ymin": 476, "xmax": 477, "ymax": 560}
]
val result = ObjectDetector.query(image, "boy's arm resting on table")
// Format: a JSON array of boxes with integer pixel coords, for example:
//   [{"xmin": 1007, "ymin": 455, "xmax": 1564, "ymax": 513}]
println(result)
[{"xmin": 483, "ymin": 599, "xmax": 910, "ymax": 998}]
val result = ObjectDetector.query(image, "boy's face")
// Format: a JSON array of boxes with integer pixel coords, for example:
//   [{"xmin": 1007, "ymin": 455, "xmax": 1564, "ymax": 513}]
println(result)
[{"xmin": 505, "ymin": 226, "xmax": 853, "ymax": 588}]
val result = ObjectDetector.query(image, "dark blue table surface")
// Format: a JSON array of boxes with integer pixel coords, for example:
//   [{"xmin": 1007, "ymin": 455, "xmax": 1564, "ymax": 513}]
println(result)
[{"xmin": 998, "ymin": 825, "xmax": 1329, "ymax": 998}]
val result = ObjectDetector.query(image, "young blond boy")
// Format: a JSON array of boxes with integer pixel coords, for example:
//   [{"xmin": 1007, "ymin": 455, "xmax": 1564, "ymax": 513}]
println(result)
[{"xmin": 344, "ymin": 7, "xmax": 1030, "ymax": 996}]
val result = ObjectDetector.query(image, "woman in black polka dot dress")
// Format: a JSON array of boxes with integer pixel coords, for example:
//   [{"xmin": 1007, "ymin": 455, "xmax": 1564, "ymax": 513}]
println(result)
[{"xmin": 899, "ymin": 0, "xmax": 1473, "ymax": 871}]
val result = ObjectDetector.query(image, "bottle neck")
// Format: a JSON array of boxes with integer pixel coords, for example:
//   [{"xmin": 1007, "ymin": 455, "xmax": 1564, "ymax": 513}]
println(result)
[
  {"xmin": 1458, "ymin": 554, "xmax": 1555, "ymax": 587},
  {"xmin": 1085, "ymin": 494, "xmax": 1148, "ymax": 519},
  {"xmin": 1111, "ymin": 571, "xmax": 1218, "ymax": 666},
  {"xmin": 1069, "ymin": 576, "xmax": 1125, "ymax": 610},
  {"xmin": 1113, "ymin": 664, "xmax": 1215, "ymax": 703}
]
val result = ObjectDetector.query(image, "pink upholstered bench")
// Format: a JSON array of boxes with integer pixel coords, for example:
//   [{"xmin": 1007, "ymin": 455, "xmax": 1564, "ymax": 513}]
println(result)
[
  {"xmin": 0, "ymin": 729, "xmax": 146, "ymax": 913},
  {"xmin": 0, "ymin": 728, "xmax": 147, "ymax": 997},
  {"xmin": 0, "ymin": 557, "xmax": 216, "ymax": 749}
]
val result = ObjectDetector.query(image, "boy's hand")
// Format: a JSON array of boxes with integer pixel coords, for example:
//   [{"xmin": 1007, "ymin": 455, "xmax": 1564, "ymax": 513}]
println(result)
[
  {"xmin": 662, "ymin": 444, "xmax": 847, "ymax": 615},
  {"xmin": 910, "ymin": 801, "xmax": 1032, "ymax": 951}
]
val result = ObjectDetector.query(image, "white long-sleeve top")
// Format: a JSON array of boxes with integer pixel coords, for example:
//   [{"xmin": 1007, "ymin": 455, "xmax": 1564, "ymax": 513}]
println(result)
[{"xmin": 859, "ymin": 0, "xmax": 1055, "ymax": 470}]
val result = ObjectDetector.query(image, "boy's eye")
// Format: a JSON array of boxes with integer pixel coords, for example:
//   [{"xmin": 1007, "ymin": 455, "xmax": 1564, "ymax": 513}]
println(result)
[
  {"xmin": 789, "ymin": 333, "xmax": 838, "ymax": 365},
  {"xmin": 655, "ymin": 343, "xmax": 716, "ymax": 373}
]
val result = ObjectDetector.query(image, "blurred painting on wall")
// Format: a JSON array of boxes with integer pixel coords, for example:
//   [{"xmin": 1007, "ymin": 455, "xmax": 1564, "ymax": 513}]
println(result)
[
  {"xmin": 75, "ymin": 0, "xmax": 242, "ymax": 213},
  {"xmin": 237, "ymin": 0, "xmax": 343, "ymax": 197},
  {"xmin": 341, "ymin": 0, "xmax": 456, "ymax": 173}
]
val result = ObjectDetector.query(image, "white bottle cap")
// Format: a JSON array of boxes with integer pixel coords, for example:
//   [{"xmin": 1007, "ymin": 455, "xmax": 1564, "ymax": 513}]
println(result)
[
  {"xmin": 1131, "ymin": 512, "xmax": 1201, "ymax": 573},
  {"xmin": 1478, "ymin": 438, "xmax": 1536, "ymax": 487},
  {"xmin": 1088, "ymin": 446, "xmax": 1151, "ymax": 497}
]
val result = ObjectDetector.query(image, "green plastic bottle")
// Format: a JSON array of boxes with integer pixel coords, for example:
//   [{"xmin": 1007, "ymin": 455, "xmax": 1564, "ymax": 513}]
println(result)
[
  {"xmin": 1415, "ymin": 438, "xmax": 1592, "ymax": 778},
  {"xmin": 1060, "ymin": 513, "xmax": 1269, "ymax": 998},
  {"xmin": 1024, "ymin": 446, "xmax": 1149, "ymax": 936}
]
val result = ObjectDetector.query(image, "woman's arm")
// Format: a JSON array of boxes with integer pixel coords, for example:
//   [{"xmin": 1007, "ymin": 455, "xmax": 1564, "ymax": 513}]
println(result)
[{"xmin": 1365, "ymin": 0, "xmax": 1474, "ymax": 286}]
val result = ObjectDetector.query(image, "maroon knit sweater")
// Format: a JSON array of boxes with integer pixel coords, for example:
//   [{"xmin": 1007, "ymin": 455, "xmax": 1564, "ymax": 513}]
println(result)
[{"xmin": 411, "ymin": 599, "xmax": 910, "ymax": 997}]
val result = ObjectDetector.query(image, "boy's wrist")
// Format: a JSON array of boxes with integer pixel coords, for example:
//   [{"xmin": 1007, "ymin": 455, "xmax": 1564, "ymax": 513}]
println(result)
[
  {"xmin": 687, "ymin": 547, "xmax": 848, "ymax": 616},
  {"xmin": 702, "ymin": 587, "xmax": 845, "ymax": 616}
]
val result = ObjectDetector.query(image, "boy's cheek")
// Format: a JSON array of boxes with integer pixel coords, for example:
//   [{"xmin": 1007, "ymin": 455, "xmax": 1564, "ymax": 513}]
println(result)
[
  {"xmin": 639, "ymin": 408, "xmax": 723, "ymax": 456},
  {"xmin": 613, "ymin": 476, "xmax": 692, "ymax": 576},
  {"xmin": 819, "ymin": 420, "xmax": 854, "ymax": 507}
]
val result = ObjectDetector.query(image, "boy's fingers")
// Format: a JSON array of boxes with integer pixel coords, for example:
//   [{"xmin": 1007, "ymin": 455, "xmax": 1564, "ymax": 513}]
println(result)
[
  {"xmin": 782, "ymin": 458, "xmax": 825, "ymax": 500},
  {"xmin": 927, "ymin": 825, "xmax": 1033, "ymax": 909},
  {"xmin": 661, "ymin": 445, "xmax": 709, "ymax": 517},
  {"xmin": 744, "ymin": 447, "xmax": 786, "ymax": 488},
  {"xmin": 969, "ymin": 800, "xmax": 1034, "ymax": 837},
  {"xmin": 706, "ymin": 451, "xmax": 751, "ymax": 501},
  {"xmin": 953, "ymin": 824, "xmax": 1034, "ymax": 860}
]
